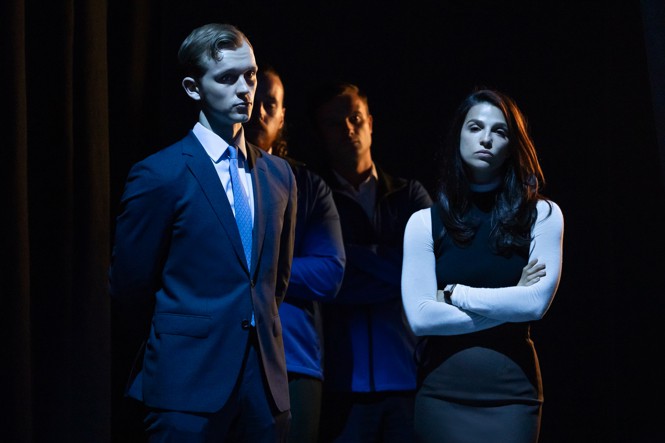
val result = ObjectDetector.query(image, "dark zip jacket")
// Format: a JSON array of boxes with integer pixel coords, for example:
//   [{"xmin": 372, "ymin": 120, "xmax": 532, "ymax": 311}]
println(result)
[{"xmin": 320, "ymin": 165, "xmax": 432, "ymax": 392}]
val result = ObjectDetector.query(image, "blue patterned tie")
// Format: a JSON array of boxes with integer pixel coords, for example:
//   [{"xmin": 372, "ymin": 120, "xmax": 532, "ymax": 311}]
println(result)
[{"xmin": 228, "ymin": 146, "xmax": 253, "ymax": 268}]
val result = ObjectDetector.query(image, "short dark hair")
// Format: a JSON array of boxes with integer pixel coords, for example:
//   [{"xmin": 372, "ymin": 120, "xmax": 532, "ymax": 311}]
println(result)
[{"xmin": 307, "ymin": 81, "xmax": 370, "ymax": 130}]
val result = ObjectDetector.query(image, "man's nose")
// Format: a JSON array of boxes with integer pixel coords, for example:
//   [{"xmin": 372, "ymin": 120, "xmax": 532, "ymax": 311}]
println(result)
[
  {"xmin": 344, "ymin": 120, "xmax": 355, "ymax": 134},
  {"xmin": 257, "ymin": 102, "xmax": 267, "ymax": 118},
  {"xmin": 237, "ymin": 77, "xmax": 251, "ymax": 95}
]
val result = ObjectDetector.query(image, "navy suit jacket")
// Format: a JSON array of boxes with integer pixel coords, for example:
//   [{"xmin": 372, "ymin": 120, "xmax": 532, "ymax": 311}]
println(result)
[{"xmin": 109, "ymin": 131, "xmax": 297, "ymax": 413}]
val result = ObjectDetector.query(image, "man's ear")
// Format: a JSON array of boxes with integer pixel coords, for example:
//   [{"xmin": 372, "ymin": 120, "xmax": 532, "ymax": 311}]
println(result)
[{"xmin": 182, "ymin": 77, "xmax": 200, "ymax": 101}]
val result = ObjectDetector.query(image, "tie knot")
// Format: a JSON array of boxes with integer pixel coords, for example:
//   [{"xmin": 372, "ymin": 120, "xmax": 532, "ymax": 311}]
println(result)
[{"xmin": 228, "ymin": 145, "xmax": 238, "ymax": 160}]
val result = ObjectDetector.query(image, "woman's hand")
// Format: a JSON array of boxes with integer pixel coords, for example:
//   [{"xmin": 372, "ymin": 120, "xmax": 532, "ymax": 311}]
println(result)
[{"xmin": 518, "ymin": 259, "xmax": 546, "ymax": 286}]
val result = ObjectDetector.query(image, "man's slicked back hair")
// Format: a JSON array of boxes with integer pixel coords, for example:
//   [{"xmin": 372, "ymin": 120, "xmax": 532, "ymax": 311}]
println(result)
[{"xmin": 178, "ymin": 23, "xmax": 251, "ymax": 78}]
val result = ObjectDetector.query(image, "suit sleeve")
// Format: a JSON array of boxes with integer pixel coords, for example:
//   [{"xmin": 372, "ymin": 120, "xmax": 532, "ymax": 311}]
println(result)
[{"xmin": 108, "ymin": 160, "xmax": 175, "ymax": 305}]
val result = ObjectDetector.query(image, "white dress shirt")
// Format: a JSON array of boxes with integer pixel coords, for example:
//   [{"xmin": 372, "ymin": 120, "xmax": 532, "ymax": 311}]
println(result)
[{"xmin": 192, "ymin": 122, "xmax": 255, "ymax": 224}]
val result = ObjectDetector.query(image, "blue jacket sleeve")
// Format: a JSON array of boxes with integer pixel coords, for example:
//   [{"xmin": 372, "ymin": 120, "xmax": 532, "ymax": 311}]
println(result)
[{"xmin": 286, "ymin": 167, "xmax": 346, "ymax": 302}]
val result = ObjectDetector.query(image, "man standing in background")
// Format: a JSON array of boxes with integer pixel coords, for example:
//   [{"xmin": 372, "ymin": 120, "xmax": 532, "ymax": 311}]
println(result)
[
  {"xmin": 309, "ymin": 81, "xmax": 433, "ymax": 443},
  {"xmin": 246, "ymin": 65, "xmax": 346, "ymax": 443}
]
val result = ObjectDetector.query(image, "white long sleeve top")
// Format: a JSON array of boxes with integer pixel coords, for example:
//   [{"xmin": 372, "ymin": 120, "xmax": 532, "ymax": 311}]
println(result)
[{"xmin": 401, "ymin": 199, "xmax": 564, "ymax": 336}]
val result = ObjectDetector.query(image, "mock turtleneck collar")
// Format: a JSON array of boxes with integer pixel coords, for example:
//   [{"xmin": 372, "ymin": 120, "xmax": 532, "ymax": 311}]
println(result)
[{"xmin": 469, "ymin": 177, "xmax": 502, "ymax": 193}]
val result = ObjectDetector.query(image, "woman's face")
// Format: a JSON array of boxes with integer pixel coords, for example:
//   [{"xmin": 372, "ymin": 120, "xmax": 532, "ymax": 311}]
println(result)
[{"xmin": 459, "ymin": 103, "xmax": 511, "ymax": 184}]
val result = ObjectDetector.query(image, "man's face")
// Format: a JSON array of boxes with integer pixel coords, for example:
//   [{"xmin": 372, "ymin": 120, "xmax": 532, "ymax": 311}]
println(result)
[
  {"xmin": 184, "ymin": 41, "xmax": 258, "ymax": 128},
  {"xmin": 244, "ymin": 72, "xmax": 285, "ymax": 151},
  {"xmin": 315, "ymin": 91, "xmax": 373, "ymax": 162}
]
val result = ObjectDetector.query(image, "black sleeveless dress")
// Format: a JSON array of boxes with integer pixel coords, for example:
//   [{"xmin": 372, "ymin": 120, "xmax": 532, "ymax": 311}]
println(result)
[{"xmin": 414, "ymin": 192, "xmax": 543, "ymax": 443}]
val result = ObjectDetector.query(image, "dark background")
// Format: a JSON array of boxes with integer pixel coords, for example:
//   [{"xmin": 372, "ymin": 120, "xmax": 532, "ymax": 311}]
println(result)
[
  {"xmin": 108, "ymin": 1, "xmax": 664, "ymax": 442},
  {"xmin": 3, "ymin": 0, "xmax": 664, "ymax": 442}
]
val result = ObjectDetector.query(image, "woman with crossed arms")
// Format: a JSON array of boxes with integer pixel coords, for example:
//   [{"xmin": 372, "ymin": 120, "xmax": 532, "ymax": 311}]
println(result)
[{"xmin": 402, "ymin": 89, "xmax": 564, "ymax": 443}]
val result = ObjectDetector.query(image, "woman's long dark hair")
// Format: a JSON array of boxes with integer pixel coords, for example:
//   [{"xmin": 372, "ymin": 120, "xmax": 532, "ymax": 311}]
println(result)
[{"xmin": 435, "ymin": 89, "xmax": 549, "ymax": 255}]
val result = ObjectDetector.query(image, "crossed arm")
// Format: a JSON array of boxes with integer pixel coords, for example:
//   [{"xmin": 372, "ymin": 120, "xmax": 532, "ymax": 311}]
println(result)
[{"xmin": 401, "ymin": 200, "xmax": 564, "ymax": 336}]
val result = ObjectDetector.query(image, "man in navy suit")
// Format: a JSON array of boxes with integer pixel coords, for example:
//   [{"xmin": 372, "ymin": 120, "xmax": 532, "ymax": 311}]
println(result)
[{"xmin": 109, "ymin": 23, "xmax": 297, "ymax": 442}]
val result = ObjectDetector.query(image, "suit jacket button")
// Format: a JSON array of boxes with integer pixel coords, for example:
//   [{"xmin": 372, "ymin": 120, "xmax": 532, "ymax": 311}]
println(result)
[
  {"xmin": 250, "ymin": 280, "xmax": 256, "ymax": 288},
  {"xmin": 241, "ymin": 319, "xmax": 250, "ymax": 330}
]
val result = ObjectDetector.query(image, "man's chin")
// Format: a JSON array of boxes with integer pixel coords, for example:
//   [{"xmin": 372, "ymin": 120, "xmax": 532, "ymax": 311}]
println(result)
[{"xmin": 231, "ymin": 109, "xmax": 252, "ymax": 123}]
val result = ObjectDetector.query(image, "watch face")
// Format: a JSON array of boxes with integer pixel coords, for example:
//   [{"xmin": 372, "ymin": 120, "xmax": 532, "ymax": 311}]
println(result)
[{"xmin": 443, "ymin": 284, "xmax": 456, "ymax": 304}]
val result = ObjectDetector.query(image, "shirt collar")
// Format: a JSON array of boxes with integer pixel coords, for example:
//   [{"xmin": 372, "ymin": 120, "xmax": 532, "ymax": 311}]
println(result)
[
  {"xmin": 193, "ymin": 122, "xmax": 249, "ymax": 163},
  {"xmin": 332, "ymin": 162, "xmax": 378, "ymax": 189}
]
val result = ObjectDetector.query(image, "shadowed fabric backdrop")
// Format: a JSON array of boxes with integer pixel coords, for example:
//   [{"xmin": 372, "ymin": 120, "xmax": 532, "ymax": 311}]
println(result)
[
  {"xmin": 3, "ymin": 1, "xmax": 664, "ymax": 442},
  {"xmin": 2, "ymin": 0, "xmax": 111, "ymax": 442}
]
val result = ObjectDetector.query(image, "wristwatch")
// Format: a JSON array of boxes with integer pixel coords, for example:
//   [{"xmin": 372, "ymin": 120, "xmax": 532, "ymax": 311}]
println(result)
[{"xmin": 443, "ymin": 284, "xmax": 457, "ymax": 304}]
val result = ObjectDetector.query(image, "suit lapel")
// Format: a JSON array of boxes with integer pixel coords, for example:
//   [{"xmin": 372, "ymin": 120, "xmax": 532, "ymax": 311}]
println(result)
[
  {"xmin": 246, "ymin": 143, "xmax": 267, "ymax": 277},
  {"xmin": 182, "ymin": 132, "xmax": 249, "ymax": 273}
]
